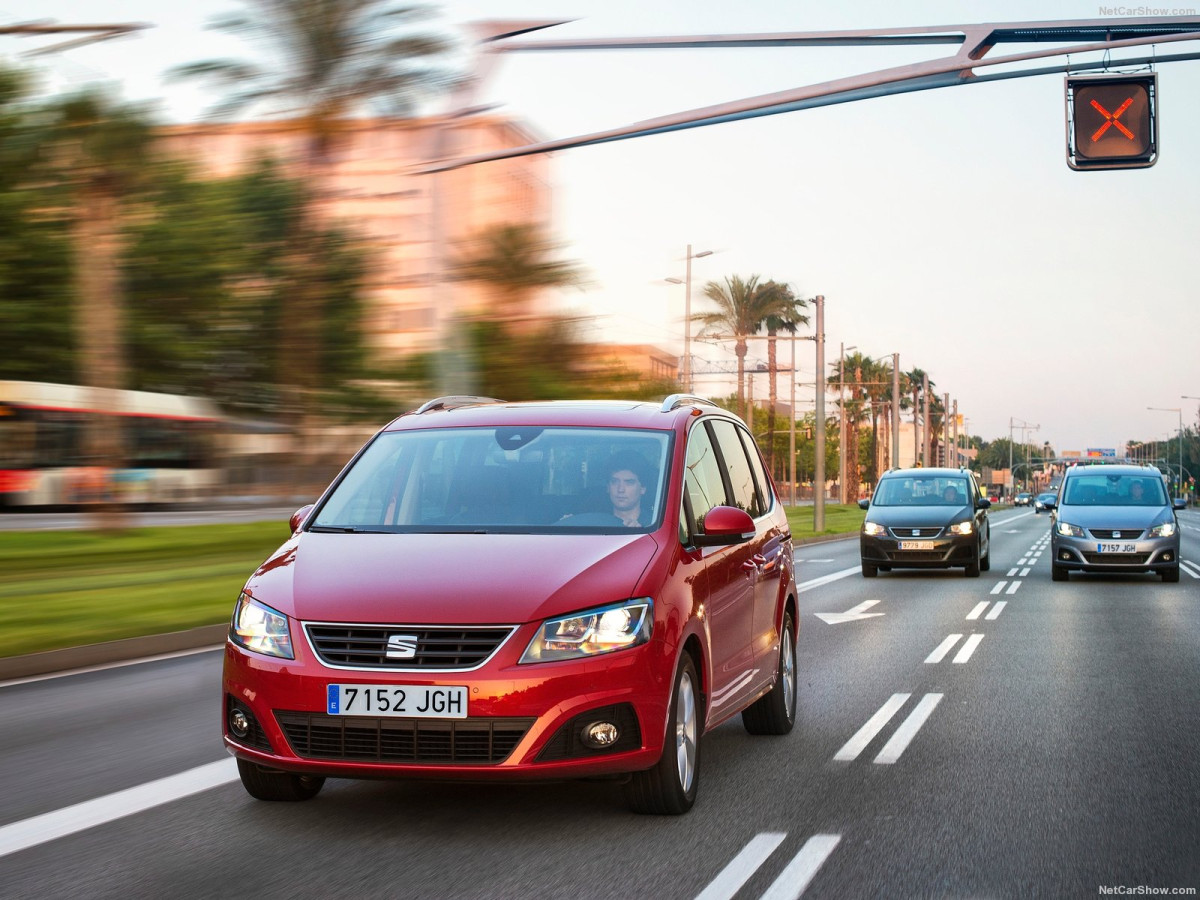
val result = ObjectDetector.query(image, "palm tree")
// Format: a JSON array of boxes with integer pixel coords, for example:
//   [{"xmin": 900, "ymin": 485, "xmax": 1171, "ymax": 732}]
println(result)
[
  {"xmin": 692, "ymin": 275, "xmax": 797, "ymax": 419},
  {"xmin": 760, "ymin": 282, "xmax": 810, "ymax": 476},
  {"xmin": 829, "ymin": 350, "xmax": 873, "ymax": 502},
  {"xmin": 450, "ymin": 223, "xmax": 586, "ymax": 322},
  {"xmin": 169, "ymin": 0, "xmax": 456, "ymax": 419},
  {"xmin": 906, "ymin": 367, "xmax": 933, "ymax": 466}
]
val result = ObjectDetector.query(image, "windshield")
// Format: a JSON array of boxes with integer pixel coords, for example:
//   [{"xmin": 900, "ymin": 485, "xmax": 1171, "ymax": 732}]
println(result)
[
  {"xmin": 1062, "ymin": 473, "xmax": 1168, "ymax": 506},
  {"xmin": 311, "ymin": 426, "xmax": 672, "ymax": 533},
  {"xmin": 872, "ymin": 476, "xmax": 973, "ymax": 507}
]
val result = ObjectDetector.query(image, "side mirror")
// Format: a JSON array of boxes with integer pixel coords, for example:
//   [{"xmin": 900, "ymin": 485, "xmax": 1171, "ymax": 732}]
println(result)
[
  {"xmin": 977, "ymin": 498, "xmax": 992, "ymax": 509},
  {"xmin": 857, "ymin": 499, "xmax": 871, "ymax": 511},
  {"xmin": 1173, "ymin": 498, "xmax": 1187, "ymax": 510},
  {"xmin": 693, "ymin": 505, "xmax": 756, "ymax": 547},
  {"xmin": 289, "ymin": 504, "xmax": 315, "ymax": 534}
]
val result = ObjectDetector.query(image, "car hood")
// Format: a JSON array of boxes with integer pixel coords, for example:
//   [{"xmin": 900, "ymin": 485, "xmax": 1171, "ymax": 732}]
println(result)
[
  {"xmin": 1055, "ymin": 505, "xmax": 1172, "ymax": 528},
  {"xmin": 865, "ymin": 505, "xmax": 974, "ymax": 527},
  {"xmin": 243, "ymin": 531, "xmax": 659, "ymax": 625}
]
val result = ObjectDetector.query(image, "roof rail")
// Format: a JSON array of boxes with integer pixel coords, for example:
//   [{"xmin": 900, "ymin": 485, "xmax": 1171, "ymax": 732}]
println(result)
[
  {"xmin": 413, "ymin": 395, "xmax": 506, "ymax": 414},
  {"xmin": 660, "ymin": 394, "xmax": 718, "ymax": 413}
]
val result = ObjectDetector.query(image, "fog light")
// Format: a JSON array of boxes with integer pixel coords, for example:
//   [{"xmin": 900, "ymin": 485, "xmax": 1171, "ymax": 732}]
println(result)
[
  {"xmin": 1060, "ymin": 550, "xmax": 1071, "ymax": 560},
  {"xmin": 1162, "ymin": 551, "xmax": 1174, "ymax": 562},
  {"xmin": 582, "ymin": 721, "xmax": 619, "ymax": 748},
  {"xmin": 230, "ymin": 708, "xmax": 250, "ymax": 738}
]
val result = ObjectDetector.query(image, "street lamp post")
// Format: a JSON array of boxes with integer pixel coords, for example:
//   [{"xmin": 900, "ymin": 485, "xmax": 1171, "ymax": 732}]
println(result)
[
  {"xmin": 813, "ymin": 296, "xmax": 826, "ymax": 531},
  {"xmin": 1008, "ymin": 417, "xmax": 1038, "ymax": 497},
  {"xmin": 838, "ymin": 343, "xmax": 856, "ymax": 503},
  {"xmin": 665, "ymin": 244, "xmax": 712, "ymax": 392},
  {"xmin": 1149, "ymin": 406, "xmax": 1183, "ymax": 497}
]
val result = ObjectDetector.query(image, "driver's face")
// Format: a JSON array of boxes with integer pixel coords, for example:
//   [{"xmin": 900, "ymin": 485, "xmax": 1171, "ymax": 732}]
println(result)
[{"xmin": 608, "ymin": 469, "xmax": 645, "ymax": 511}]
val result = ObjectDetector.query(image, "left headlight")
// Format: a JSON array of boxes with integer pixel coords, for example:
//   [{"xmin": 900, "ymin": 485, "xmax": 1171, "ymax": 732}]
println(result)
[
  {"xmin": 231, "ymin": 592, "xmax": 294, "ymax": 659},
  {"xmin": 948, "ymin": 520, "xmax": 974, "ymax": 535},
  {"xmin": 520, "ymin": 598, "xmax": 652, "ymax": 664},
  {"xmin": 1149, "ymin": 521, "xmax": 1176, "ymax": 538}
]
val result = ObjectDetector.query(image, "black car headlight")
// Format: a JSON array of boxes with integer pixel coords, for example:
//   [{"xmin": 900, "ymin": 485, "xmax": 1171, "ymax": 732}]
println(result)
[
  {"xmin": 948, "ymin": 520, "xmax": 974, "ymax": 535},
  {"xmin": 862, "ymin": 521, "xmax": 886, "ymax": 536},
  {"xmin": 520, "ymin": 599, "xmax": 652, "ymax": 664}
]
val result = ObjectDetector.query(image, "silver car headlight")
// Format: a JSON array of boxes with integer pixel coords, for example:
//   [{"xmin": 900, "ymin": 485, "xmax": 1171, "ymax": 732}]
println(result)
[
  {"xmin": 1056, "ymin": 520, "xmax": 1084, "ymax": 538},
  {"xmin": 231, "ymin": 592, "xmax": 294, "ymax": 659},
  {"xmin": 948, "ymin": 520, "xmax": 974, "ymax": 535},
  {"xmin": 520, "ymin": 598, "xmax": 652, "ymax": 664},
  {"xmin": 862, "ymin": 521, "xmax": 886, "ymax": 536},
  {"xmin": 1149, "ymin": 521, "xmax": 1176, "ymax": 538}
]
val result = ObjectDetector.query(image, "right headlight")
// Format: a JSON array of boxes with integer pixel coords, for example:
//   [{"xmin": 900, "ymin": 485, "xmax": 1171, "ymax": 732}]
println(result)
[
  {"xmin": 862, "ymin": 521, "xmax": 886, "ymax": 536},
  {"xmin": 231, "ymin": 592, "xmax": 294, "ymax": 659},
  {"xmin": 520, "ymin": 598, "xmax": 652, "ymax": 664},
  {"xmin": 1149, "ymin": 520, "xmax": 1176, "ymax": 538},
  {"xmin": 1056, "ymin": 520, "xmax": 1084, "ymax": 538}
]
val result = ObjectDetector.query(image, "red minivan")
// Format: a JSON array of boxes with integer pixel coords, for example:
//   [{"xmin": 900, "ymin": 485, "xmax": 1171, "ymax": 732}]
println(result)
[{"xmin": 224, "ymin": 395, "xmax": 797, "ymax": 814}]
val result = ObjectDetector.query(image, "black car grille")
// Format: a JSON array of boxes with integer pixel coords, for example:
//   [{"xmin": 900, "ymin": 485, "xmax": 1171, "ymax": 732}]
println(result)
[
  {"xmin": 275, "ymin": 712, "xmax": 534, "ymax": 764},
  {"xmin": 886, "ymin": 550, "xmax": 948, "ymax": 562},
  {"xmin": 304, "ymin": 624, "xmax": 515, "ymax": 670},
  {"xmin": 1081, "ymin": 552, "xmax": 1150, "ymax": 565},
  {"xmin": 887, "ymin": 526, "xmax": 944, "ymax": 538},
  {"xmin": 1087, "ymin": 529, "xmax": 1145, "ymax": 540}
]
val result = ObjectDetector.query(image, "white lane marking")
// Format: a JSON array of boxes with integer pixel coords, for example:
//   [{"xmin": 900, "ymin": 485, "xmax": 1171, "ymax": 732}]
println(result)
[
  {"xmin": 796, "ymin": 566, "xmax": 861, "ymax": 594},
  {"xmin": 985, "ymin": 601, "xmax": 1007, "ymax": 621},
  {"xmin": 925, "ymin": 634, "xmax": 962, "ymax": 664},
  {"xmin": 0, "ymin": 758, "xmax": 237, "ymax": 859},
  {"xmin": 966, "ymin": 602, "xmax": 989, "ymax": 620},
  {"xmin": 834, "ymin": 693, "xmax": 911, "ymax": 762},
  {"xmin": 1180, "ymin": 560, "xmax": 1200, "ymax": 579},
  {"xmin": 990, "ymin": 582, "xmax": 1007, "ymax": 595},
  {"xmin": 814, "ymin": 599, "xmax": 884, "ymax": 625},
  {"xmin": 1006, "ymin": 567, "xmax": 1019, "ymax": 577},
  {"xmin": 1017, "ymin": 557, "xmax": 1030, "ymax": 565},
  {"xmin": 1019, "ymin": 567, "xmax": 1031, "ymax": 577},
  {"xmin": 1006, "ymin": 581, "xmax": 1022, "ymax": 595},
  {"xmin": 953, "ymin": 633, "xmax": 985, "ymax": 664},
  {"xmin": 695, "ymin": 832, "xmax": 787, "ymax": 900},
  {"xmin": 795, "ymin": 558, "xmax": 835, "ymax": 563},
  {"xmin": 874, "ymin": 693, "xmax": 943, "ymax": 764},
  {"xmin": 759, "ymin": 834, "xmax": 843, "ymax": 900}
]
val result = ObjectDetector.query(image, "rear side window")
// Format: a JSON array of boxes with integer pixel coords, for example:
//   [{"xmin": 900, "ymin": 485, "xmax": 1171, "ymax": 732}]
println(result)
[{"xmin": 710, "ymin": 419, "xmax": 765, "ymax": 518}]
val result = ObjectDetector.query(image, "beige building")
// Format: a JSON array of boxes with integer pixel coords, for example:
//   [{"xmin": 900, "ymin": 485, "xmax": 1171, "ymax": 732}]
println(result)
[{"xmin": 157, "ymin": 115, "xmax": 553, "ymax": 361}]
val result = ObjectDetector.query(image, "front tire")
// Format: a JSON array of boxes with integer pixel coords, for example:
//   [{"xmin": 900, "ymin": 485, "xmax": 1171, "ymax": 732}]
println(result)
[
  {"xmin": 237, "ymin": 760, "xmax": 325, "ymax": 802},
  {"xmin": 626, "ymin": 654, "xmax": 700, "ymax": 815},
  {"xmin": 743, "ymin": 612, "xmax": 797, "ymax": 736},
  {"xmin": 1051, "ymin": 564, "xmax": 1068, "ymax": 582},
  {"xmin": 1162, "ymin": 566, "xmax": 1180, "ymax": 583},
  {"xmin": 861, "ymin": 561, "xmax": 878, "ymax": 578}
]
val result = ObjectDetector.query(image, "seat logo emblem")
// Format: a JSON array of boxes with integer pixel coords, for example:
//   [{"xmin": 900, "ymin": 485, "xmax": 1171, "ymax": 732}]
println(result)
[
  {"xmin": 912, "ymin": 529, "xmax": 920, "ymax": 536},
  {"xmin": 386, "ymin": 634, "xmax": 418, "ymax": 659},
  {"xmin": 1113, "ymin": 531, "xmax": 1121, "ymax": 539}
]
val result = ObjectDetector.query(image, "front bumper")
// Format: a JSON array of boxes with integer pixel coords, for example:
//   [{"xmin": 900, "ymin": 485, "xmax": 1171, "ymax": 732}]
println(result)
[
  {"xmin": 860, "ymin": 533, "xmax": 977, "ymax": 569},
  {"xmin": 1050, "ymin": 534, "xmax": 1179, "ymax": 573},
  {"xmin": 222, "ymin": 632, "xmax": 674, "ymax": 782}
]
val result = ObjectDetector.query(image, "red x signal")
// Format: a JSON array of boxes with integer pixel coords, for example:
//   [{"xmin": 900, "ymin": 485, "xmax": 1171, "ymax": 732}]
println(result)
[{"xmin": 1090, "ymin": 97, "xmax": 1135, "ymax": 141}]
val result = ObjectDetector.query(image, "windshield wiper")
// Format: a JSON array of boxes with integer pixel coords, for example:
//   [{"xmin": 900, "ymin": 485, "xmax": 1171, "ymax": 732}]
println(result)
[{"xmin": 308, "ymin": 525, "xmax": 388, "ymax": 534}]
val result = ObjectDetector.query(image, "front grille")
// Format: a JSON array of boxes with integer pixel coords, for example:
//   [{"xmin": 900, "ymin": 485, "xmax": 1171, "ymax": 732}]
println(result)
[
  {"xmin": 305, "ymin": 623, "xmax": 515, "ymax": 670},
  {"xmin": 887, "ymin": 526, "xmax": 944, "ymax": 538},
  {"xmin": 1088, "ymin": 529, "xmax": 1144, "ymax": 540},
  {"xmin": 1082, "ymin": 552, "xmax": 1150, "ymax": 565},
  {"xmin": 887, "ymin": 551, "xmax": 947, "ymax": 562},
  {"xmin": 275, "ymin": 712, "xmax": 534, "ymax": 764}
]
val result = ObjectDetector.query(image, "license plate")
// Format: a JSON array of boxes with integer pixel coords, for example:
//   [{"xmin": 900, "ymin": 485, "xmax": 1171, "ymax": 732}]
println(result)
[
  {"xmin": 327, "ymin": 684, "xmax": 468, "ymax": 719},
  {"xmin": 898, "ymin": 540, "xmax": 935, "ymax": 550},
  {"xmin": 1097, "ymin": 542, "xmax": 1138, "ymax": 553}
]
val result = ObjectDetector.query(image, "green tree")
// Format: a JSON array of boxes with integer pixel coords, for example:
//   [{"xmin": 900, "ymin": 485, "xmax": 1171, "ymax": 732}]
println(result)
[
  {"xmin": 906, "ymin": 367, "xmax": 933, "ymax": 465},
  {"xmin": 451, "ymin": 223, "xmax": 586, "ymax": 319},
  {"xmin": 759, "ymin": 281, "xmax": 810, "ymax": 476}
]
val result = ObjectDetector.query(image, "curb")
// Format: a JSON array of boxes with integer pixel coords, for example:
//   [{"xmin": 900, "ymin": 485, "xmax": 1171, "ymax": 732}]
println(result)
[
  {"xmin": 0, "ymin": 624, "xmax": 228, "ymax": 681},
  {"xmin": 796, "ymin": 532, "xmax": 857, "ymax": 546}
]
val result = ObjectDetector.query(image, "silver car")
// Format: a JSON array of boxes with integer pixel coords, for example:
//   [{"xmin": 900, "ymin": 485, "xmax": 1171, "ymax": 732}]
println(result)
[{"xmin": 1048, "ymin": 464, "xmax": 1184, "ymax": 582}]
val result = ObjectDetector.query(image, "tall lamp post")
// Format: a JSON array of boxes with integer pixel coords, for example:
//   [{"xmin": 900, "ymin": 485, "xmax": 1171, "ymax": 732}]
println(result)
[
  {"xmin": 1149, "ymin": 406, "xmax": 1183, "ymax": 497},
  {"xmin": 837, "ymin": 343, "xmax": 857, "ymax": 503},
  {"xmin": 665, "ymin": 244, "xmax": 712, "ymax": 392}
]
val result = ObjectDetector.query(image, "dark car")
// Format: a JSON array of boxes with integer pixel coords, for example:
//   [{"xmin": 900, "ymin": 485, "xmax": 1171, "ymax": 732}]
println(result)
[
  {"xmin": 1014, "ymin": 492, "xmax": 1032, "ymax": 506},
  {"xmin": 858, "ymin": 468, "xmax": 991, "ymax": 577},
  {"xmin": 1048, "ymin": 464, "xmax": 1183, "ymax": 582},
  {"xmin": 223, "ymin": 395, "xmax": 797, "ymax": 815},
  {"xmin": 1033, "ymin": 491, "xmax": 1057, "ymax": 513}
]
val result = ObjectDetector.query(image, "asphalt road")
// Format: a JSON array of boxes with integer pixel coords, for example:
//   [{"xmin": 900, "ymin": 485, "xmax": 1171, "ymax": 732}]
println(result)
[{"xmin": 2, "ymin": 509, "xmax": 1198, "ymax": 899}]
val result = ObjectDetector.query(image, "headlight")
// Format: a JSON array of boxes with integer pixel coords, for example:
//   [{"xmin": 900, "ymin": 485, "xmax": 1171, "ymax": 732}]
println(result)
[
  {"xmin": 862, "ymin": 521, "xmax": 886, "ymax": 536},
  {"xmin": 231, "ymin": 592, "xmax": 294, "ymax": 659},
  {"xmin": 1056, "ymin": 520, "xmax": 1084, "ymax": 538},
  {"xmin": 520, "ymin": 598, "xmax": 652, "ymax": 664},
  {"xmin": 1149, "ymin": 521, "xmax": 1176, "ymax": 537},
  {"xmin": 948, "ymin": 520, "xmax": 974, "ymax": 535}
]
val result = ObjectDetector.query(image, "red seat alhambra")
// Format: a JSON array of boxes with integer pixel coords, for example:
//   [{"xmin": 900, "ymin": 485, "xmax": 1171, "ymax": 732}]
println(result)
[{"xmin": 224, "ymin": 395, "xmax": 797, "ymax": 814}]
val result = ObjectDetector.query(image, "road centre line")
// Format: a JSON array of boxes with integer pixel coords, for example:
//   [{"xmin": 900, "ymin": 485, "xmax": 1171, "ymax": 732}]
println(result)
[
  {"xmin": 990, "ymin": 582, "xmax": 1007, "ymax": 595},
  {"xmin": 953, "ymin": 634, "xmax": 985, "ymax": 664},
  {"xmin": 1180, "ymin": 560, "xmax": 1200, "ymax": 579},
  {"xmin": 1020, "ymin": 567, "xmax": 1031, "ymax": 577},
  {"xmin": 966, "ymin": 602, "xmax": 989, "ymax": 620},
  {"xmin": 874, "ymin": 694, "xmax": 943, "ymax": 764},
  {"xmin": 696, "ymin": 832, "xmax": 787, "ymax": 900},
  {"xmin": 1006, "ymin": 581, "xmax": 1022, "ymax": 595},
  {"xmin": 796, "ymin": 566, "xmax": 861, "ymax": 594},
  {"xmin": 925, "ymin": 635, "xmax": 962, "ymax": 664},
  {"xmin": 985, "ymin": 601, "xmax": 1007, "ymax": 620},
  {"xmin": 834, "ymin": 693, "xmax": 910, "ymax": 761},
  {"xmin": 759, "ymin": 834, "xmax": 843, "ymax": 900},
  {"xmin": 1006, "ymin": 567, "xmax": 1019, "ymax": 576},
  {"xmin": 0, "ymin": 758, "xmax": 237, "ymax": 859}
]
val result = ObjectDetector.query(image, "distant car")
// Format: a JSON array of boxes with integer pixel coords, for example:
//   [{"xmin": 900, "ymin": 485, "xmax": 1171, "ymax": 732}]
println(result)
[
  {"xmin": 1014, "ymin": 492, "xmax": 1032, "ymax": 506},
  {"xmin": 858, "ymin": 467, "xmax": 991, "ymax": 578},
  {"xmin": 1049, "ymin": 464, "xmax": 1183, "ymax": 583},
  {"xmin": 989, "ymin": 495, "xmax": 1000, "ymax": 504},
  {"xmin": 1033, "ymin": 492, "xmax": 1057, "ymax": 513},
  {"xmin": 223, "ymin": 394, "xmax": 797, "ymax": 814}
]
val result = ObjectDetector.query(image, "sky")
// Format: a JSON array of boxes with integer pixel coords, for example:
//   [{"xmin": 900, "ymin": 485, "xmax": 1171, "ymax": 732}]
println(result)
[{"xmin": 9, "ymin": 0, "xmax": 1200, "ymax": 454}]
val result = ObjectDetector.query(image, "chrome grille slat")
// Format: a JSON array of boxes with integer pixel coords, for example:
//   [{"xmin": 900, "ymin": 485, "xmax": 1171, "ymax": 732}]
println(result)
[
  {"xmin": 304, "ymin": 623, "xmax": 515, "ymax": 670},
  {"xmin": 887, "ymin": 526, "xmax": 944, "ymax": 538},
  {"xmin": 1087, "ymin": 528, "xmax": 1145, "ymax": 540}
]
